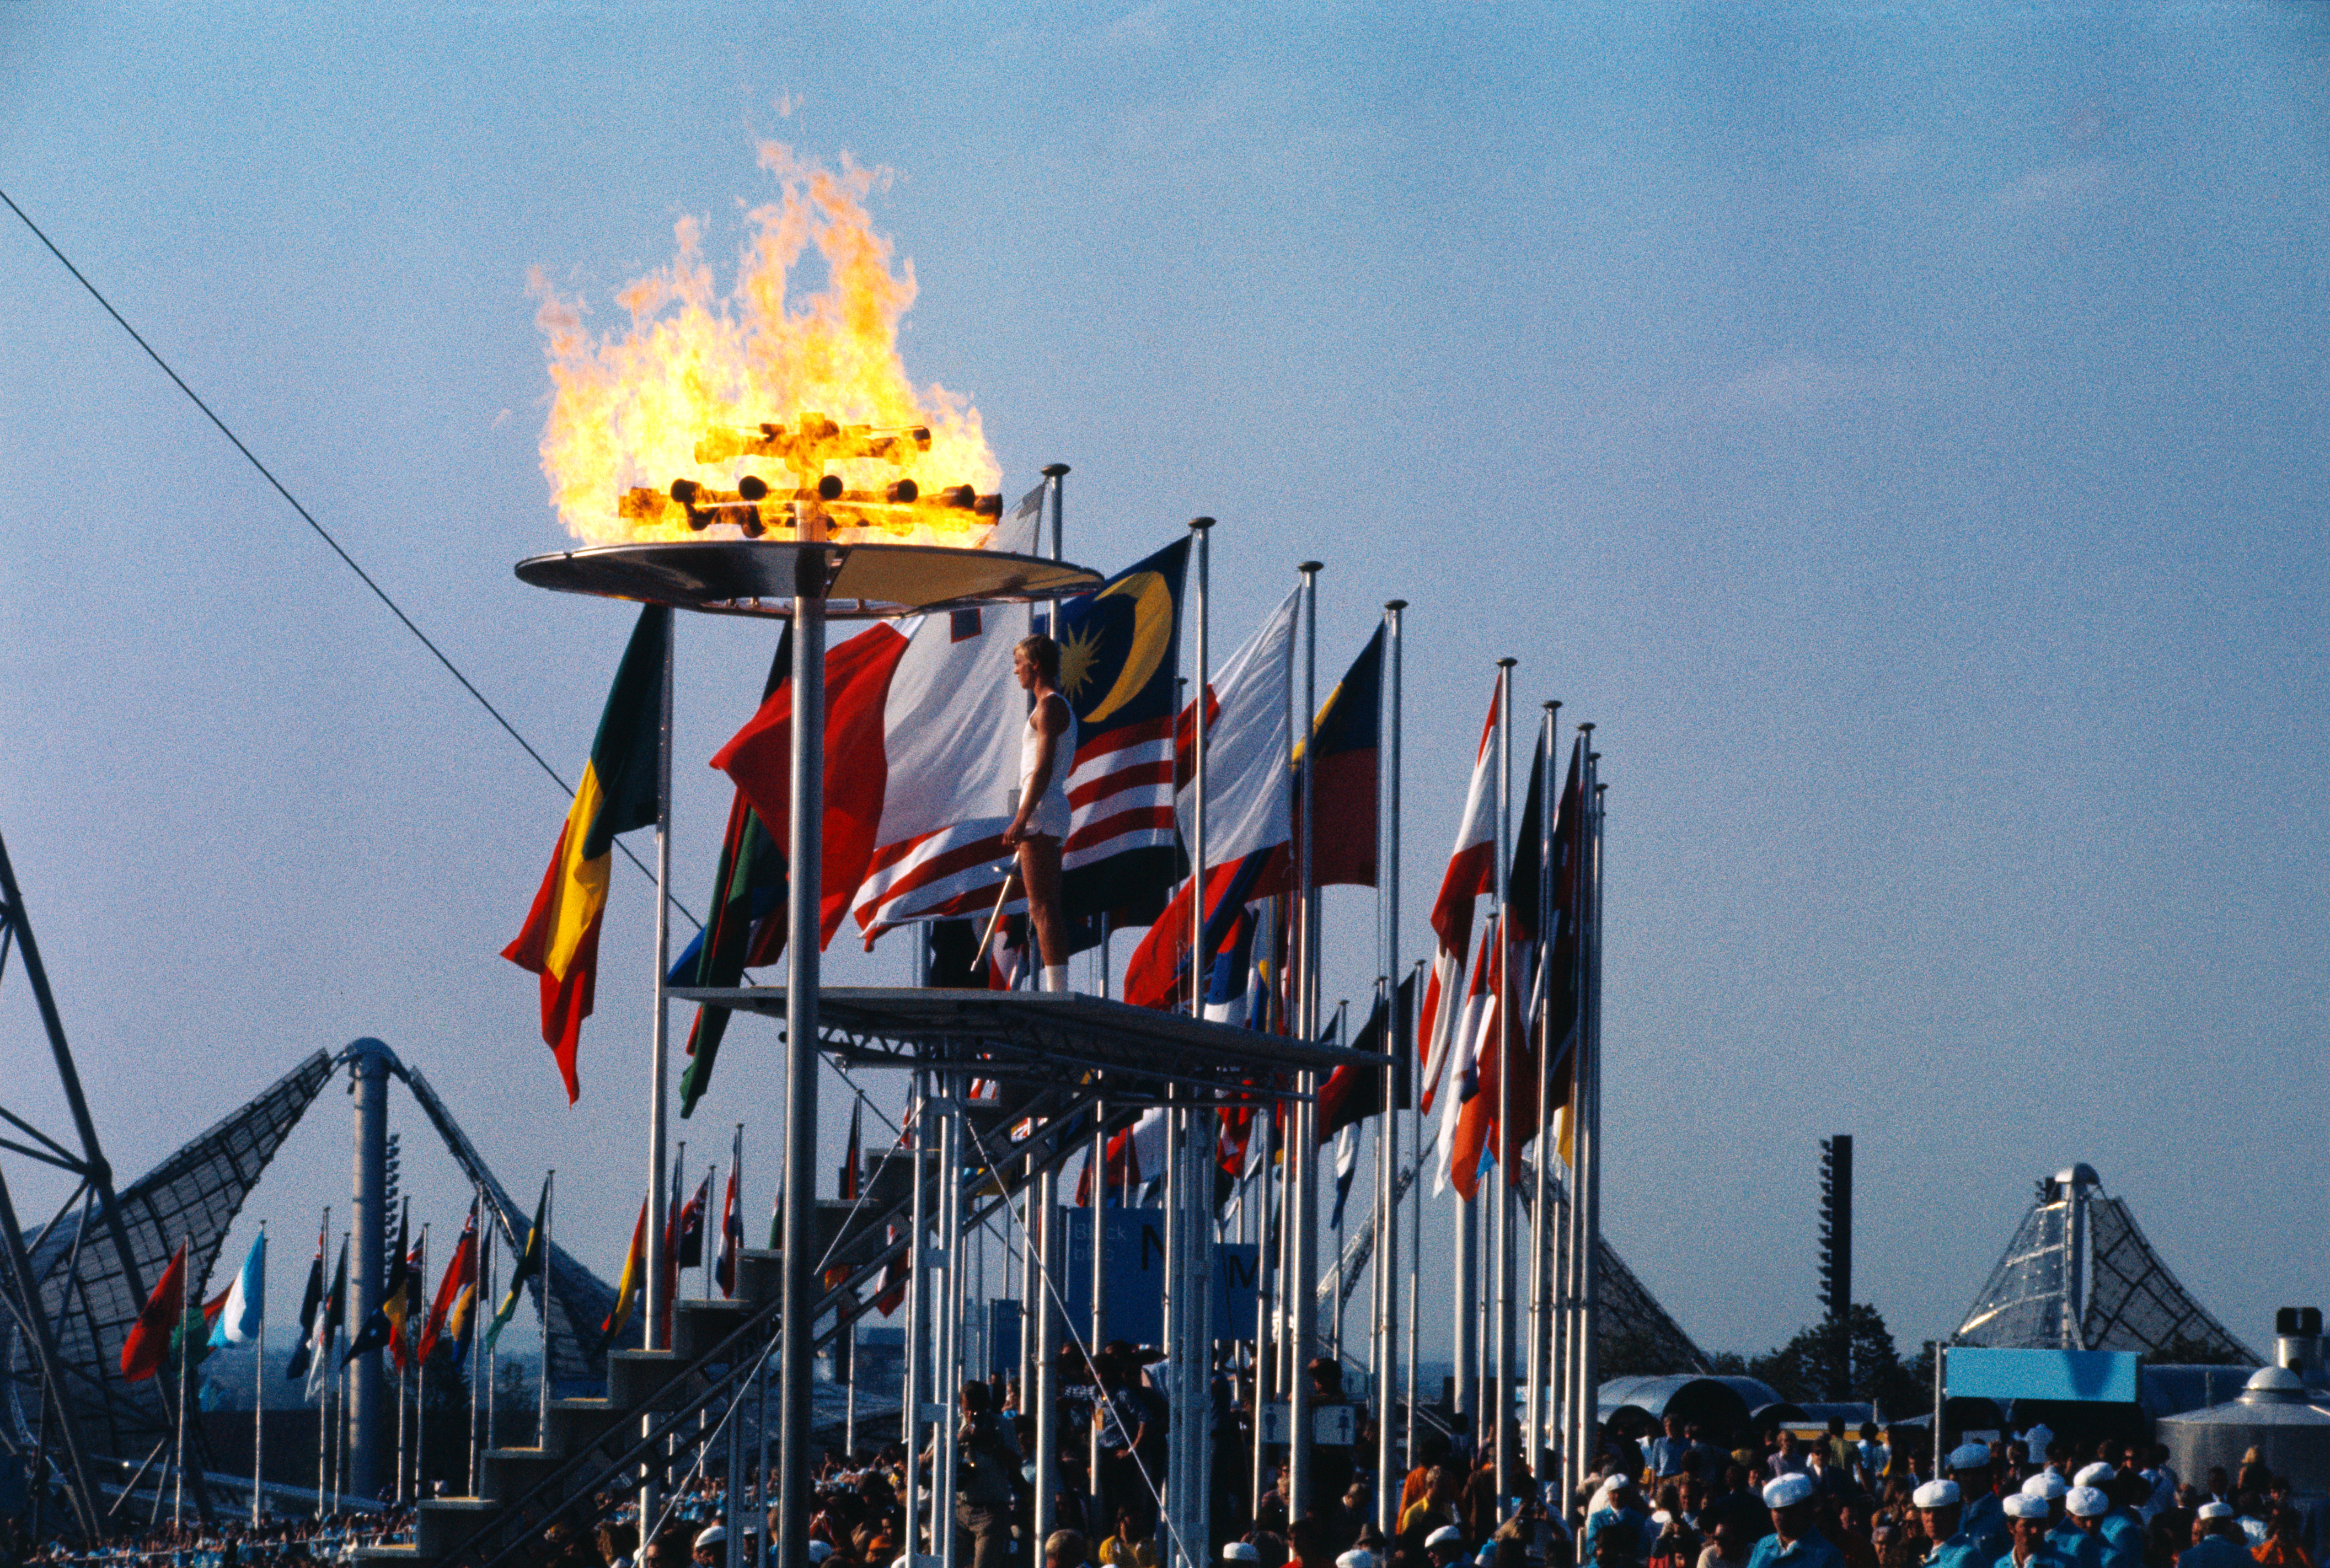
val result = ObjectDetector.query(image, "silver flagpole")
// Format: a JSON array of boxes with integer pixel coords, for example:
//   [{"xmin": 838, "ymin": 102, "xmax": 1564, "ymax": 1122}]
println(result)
[
  {"xmin": 1375, "ymin": 602, "xmax": 1404, "ymax": 1532},
  {"xmin": 1525, "ymin": 704, "xmax": 1557, "ymax": 1480},
  {"xmin": 1180, "ymin": 515, "xmax": 1210, "ymax": 1568},
  {"xmin": 902, "ymin": 1072, "xmax": 927, "ymax": 1562},
  {"xmin": 1161, "ymin": 1095, "xmax": 1183, "ymax": 1557},
  {"xmin": 1189, "ymin": 519, "xmax": 1212, "ymax": 1016},
  {"xmin": 1030, "ymin": 1162, "xmax": 1059, "ymax": 1554},
  {"xmin": 936, "ymin": 1085, "xmax": 964, "ymax": 1568},
  {"xmin": 1249, "ymin": 1086, "xmax": 1273, "ymax": 1529},
  {"xmin": 1288, "ymin": 561, "xmax": 1322, "ymax": 1534},
  {"xmin": 538, "ymin": 1174, "xmax": 554, "ymax": 1447},
  {"xmin": 318, "ymin": 1207, "xmax": 331, "ymax": 1521},
  {"xmin": 726, "ymin": 1123, "xmax": 744, "ymax": 1568},
  {"xmin": 1579, "ymin": 759, "xmax": 1605, "ymax": 1500},
  {"xmin": 1564, "ymin": 725, "xmax": 1597, "ymax": 1505},
  {"xmin": 1492, "ymin": 659, "xmax": 1515, "ymax": 1502},
  {"xmin": 1088, "ymin": 1098, "xmax": 1107, "ymax": 1521},
  {"xmin": 1402, "ymin": 956, "xmax": 1423, "ymax": 1502},
  {"xmin": 643, "ymin": 617, "xmax": 674, "ymax": 1535},
  {"xmin": 778, "ymin": 532, "xmax": 829, "ymax": 1568},
  {"xmin": 251, "ymin": 1222, "xmax": 266, "ymax": 1525},
  {"xmin": 470, "ymin": 1198, "xmax": 485, "ymax": 1497}
]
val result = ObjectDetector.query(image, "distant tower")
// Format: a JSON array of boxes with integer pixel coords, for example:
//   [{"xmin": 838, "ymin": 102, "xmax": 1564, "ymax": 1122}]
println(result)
[{"xmin": 1819, "ymin": 1135, "xmax": 1853, "ymax": 1398}]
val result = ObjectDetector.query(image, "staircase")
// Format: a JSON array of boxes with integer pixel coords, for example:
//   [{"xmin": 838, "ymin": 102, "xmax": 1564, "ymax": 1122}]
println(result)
[{"xmin": 359, "ymin": 1077, "xmax": 1108, "ymax": 1568}]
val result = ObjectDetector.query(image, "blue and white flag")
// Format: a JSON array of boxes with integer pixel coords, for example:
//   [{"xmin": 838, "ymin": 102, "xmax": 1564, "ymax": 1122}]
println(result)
[{"xmin": 210, "ymin": 1231, "xmax": 265, "ymax": 1347}]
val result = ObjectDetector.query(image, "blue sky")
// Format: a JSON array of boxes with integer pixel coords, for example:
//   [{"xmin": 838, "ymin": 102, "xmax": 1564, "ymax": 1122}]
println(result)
[{"xmin": 2, "ymin": 2, "xmax": 2324, "ymax": 1370}]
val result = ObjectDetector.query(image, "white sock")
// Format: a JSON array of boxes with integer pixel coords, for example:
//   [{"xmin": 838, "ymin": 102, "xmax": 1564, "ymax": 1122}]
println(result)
[{"xmin": 1043, "ymin": 965, "xmax": 1069, "ymax": 994}]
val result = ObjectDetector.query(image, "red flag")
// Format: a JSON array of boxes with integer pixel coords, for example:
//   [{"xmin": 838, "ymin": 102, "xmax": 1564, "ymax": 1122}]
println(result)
[
  {"xmin": 716, "ymin": 1163, "xmax": 743, "ymax": 1299},
  {"xmin": 1418, "ymin": 687, "xmax": 1500, "ymax": 1114},
  {"xmin": 121, "ymin": 1243, "xmax": 188, "ymax": 1382},
  {"xmin": 416, "ymin": 1210, "xmax": 477, "ymax": 1366}
]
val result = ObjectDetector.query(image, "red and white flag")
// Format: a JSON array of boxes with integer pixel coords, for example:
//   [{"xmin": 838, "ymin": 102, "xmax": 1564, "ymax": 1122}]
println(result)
[
  {"xmin": 1417, "ymin": 685, "xmax": 1501, "ymax": 1113},
  {"xmin": 1432, "ymin": 920, "xmax": 1499, "ymax": 1194},
  {"xmin": 712, "ymin": 608, "xmax": 1021, "ymax": 950},
  {"xmin": 1121, "ymin": 588, "xmax": 1300, "ymax": 1008}
]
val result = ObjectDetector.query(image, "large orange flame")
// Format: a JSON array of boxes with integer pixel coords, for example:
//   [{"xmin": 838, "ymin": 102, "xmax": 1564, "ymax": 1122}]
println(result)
[{"xmin": 532, "ymin": 146, "xmax": 1001, "ymax": 547}]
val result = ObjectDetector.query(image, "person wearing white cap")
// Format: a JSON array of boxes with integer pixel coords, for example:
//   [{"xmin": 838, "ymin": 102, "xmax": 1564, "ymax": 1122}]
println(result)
[
  {"xmin": 1425, "ymin": 1526, "xmax": 1469, "ymax": 1568},
  {"xmin": 1997, "ymin": 1493, "xmax": 2069, "ymax": 1568},
  {"xmin": 2040, "ymin": 1480, "xmax": 2101, "ymax": 1568},
  {"xmin": 1584, "ymin": 1475, "xmax": 1652, "ymax": 1568},
  {"xmin": 2073, "ymin": 1465, "xmax": 2115, "ymax": 1491},
  {"xmin": 2064, "ymin": 1486, "xmax": 2133, "ymax": 1568},
  {"xmin": 1917, "ymin": 1479, "xmax": 1989, "ymax": 1568},
  {"xmin": 1742, "ymin": 1474, "xmax": 1839, "ymax": 1568},
  {"xmin": 1222, "ymin": 1546, "xmax": 1261, "ymax": 1566},
  {"xmin": 1336, "ymin": 1551, "xmax": 1379, "ymax": 1568},
  {"xmin": 2179, "ymin": 1506, "xmax": 2247, "ymax": 1568},
  {"xmin": 1948, "ymin": 1443, "xmax": 2010, "ymax": 1562}
]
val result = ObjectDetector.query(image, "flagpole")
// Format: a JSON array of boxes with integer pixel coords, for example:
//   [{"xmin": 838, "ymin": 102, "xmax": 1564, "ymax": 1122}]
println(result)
[
  {"xmin": 640, "ymin": 610, "xmax": 674, "ymax": 1540},
  {"xmin": 1492, "ymin": 658, "xmax": 1515, "ymax": 1502},
  {"xmin": 478, "ymin": 1211, "xmax": 493, "ymax": 1495},
  {"xmin": 1580, "ymin": 757, "xmax": 1605, "ymax": 1505},
  {"xmin": 1374, "ymin": 599, "xmax": 1404, "ymax": 1534},
  {"xmin": 470, "ymin": 1194, "xmax": 484, "ymax": 1497},
  {"xmin": 253, "ymin": 1220, "xmax": 266, "ymax": 1526},
  {"xmin": 1563, "ymin": 725, "xmax": 1596, "ymax": 1509},
  {"xmin": 901, "ymin": 1071, "xmax": 927, "ymax": 1565},
  {"xmin": 1524, "ymin": 704, "xmax": 1557, "ymax": 1483},
  {"xmin": 415, "ymin": 1223, "xmax": 428, "ymax": 1504},
  {"xmin": 318, "ymin": 1209, "xmax": 331, "ymax": 1521},
  {"xmin": 1287, "ymin": 560, "xmax": 1322, "ymax": 1533},
  {"xmin": 777, "ymin": 527, "xmax": 829, "ymax": 1568},
  {"xmin": 1088, "ymin": 1097, "xmax": 1107, "ymax": 1523},
  {"xmin": 538, "ymin": 1172, "xmax": 554, "ymax": 1448},
  {"xmin": 1248, "ymin": 1089, "xmax": 1273, "ymax": 1529},
  {"xmin": 1402, "ymin": 958, "xmax": 1423, "ymax": 1499},
  {"xmin": 726, "ymin": 1123, "xmax": 744, "ymax": 1568},
  {"xmin": 1188, "ymin": 518, "xmax": 1213, "ymax": 1016},
  {"xmin": 173, "ymin": 1238, "xmax": 187, "ymax": 1531}
]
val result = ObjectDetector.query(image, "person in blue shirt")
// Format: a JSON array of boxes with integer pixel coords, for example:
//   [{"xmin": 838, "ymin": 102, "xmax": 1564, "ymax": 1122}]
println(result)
[
  {"xmin": 1584, "ymin": 1476, "xmax": 1653, "ymax": 1568},
  {"xmin": 1915, "ymin": 1479, "xmax": 1990, "ymax": 1568},
  {"xmin": 2066, "ymin": 1487, "xmax": 2141, "ymax": 1568},
  {"xmin": 1996, "ymin": 1493, "xmax": 2072, "ymax": 1568},
  {"xmin": 1745, "ymin": 1475, "xmax": 1841, "ymax": 1568},
  {"xmin": 1948, "ymin": 1446, "xmax": 2010, "ymax": 1564},
  {"xmin": 2178, "ymin": 1506, "xmax": 2250, "ymax": 1568},
  {"xmin": 2022, "ymin": 1474, "xmax": 2098, "ymax": 1568},
  {"xmin": 2093, "ymin": 1474, "xmax": 2150, "ymax": 1565},
  {"xmin": 1645, "ymin": 1416, "xmax": 1694, "ymax": 1482}
]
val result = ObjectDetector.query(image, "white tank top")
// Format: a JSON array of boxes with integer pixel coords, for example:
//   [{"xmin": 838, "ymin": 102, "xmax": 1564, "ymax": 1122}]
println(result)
[{"xmin": 1019, "ymin": 694, "xmax": 1075, "ymax": 823}]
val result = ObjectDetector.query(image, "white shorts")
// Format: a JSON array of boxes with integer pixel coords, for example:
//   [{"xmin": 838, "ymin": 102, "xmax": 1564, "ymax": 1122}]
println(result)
[{"xmin": 1023, "ymin": 790, "xmax": 1071, "ymax": 842}]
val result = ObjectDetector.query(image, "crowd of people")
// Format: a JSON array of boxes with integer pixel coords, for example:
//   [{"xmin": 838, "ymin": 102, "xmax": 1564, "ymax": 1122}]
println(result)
[
  {"xmin": 9, "ymin": 1372, "xmax": 2323, "ymax": 1568},
  {"xmin": 522, "ymin": 1360, "xmax": 2328, "ymax": 1568},
  {"xmin": 9, "ymin": 1510, "xmax": 415, "ymax": 1568}
]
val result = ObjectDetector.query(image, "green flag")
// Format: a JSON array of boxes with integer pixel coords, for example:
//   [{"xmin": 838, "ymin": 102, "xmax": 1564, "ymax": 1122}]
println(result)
[{"xmin": 485, "ymin": 1178, "xmax": 548, "ymax": 1351}]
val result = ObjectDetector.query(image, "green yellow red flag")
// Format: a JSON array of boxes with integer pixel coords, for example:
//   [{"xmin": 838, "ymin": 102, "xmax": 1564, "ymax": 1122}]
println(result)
[{"xmin": 503, "ymin": 605, "xmax": 670, "ymax": 1102}]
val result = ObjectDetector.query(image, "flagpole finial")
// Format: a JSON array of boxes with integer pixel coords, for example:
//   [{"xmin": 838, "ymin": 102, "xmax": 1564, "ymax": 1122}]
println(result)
[
  {"xmin": 1544, "ymin": 700, "xmax": 1560, "ymax": 714},
  {"xmin": 1497, "ymin": 657, "xmax": 1517, "ymax": 669},
  {"xmin": 1189, "ymin": 516, "xmax": 1215, "ymax": 531},
  {"xmin": 1384, "ymin": 599, "xmax": 1407, "ymax": 611},
  {"xmin": 1041, "ymin": 463, "xmax": 1071, "ymax": 478},
  {"xmin": 1578, "ymin": 722, "xmax": 1595, "ymax": 735},
  {"xmin": 1299, "ymin": 560, "xmax": 1323, "ymax": 574}
]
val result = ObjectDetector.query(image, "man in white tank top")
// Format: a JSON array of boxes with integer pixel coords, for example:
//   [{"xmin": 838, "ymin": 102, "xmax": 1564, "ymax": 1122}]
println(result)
[{"xmin": 1003, "ymin": 634, "xmax": 1075, "ymax": 992}]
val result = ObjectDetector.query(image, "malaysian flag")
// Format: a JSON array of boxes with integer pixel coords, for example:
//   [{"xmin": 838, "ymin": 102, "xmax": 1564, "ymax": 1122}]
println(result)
[{"xmin": 848, "ymin": 537, "xmax": 1192, "ymax": 938}]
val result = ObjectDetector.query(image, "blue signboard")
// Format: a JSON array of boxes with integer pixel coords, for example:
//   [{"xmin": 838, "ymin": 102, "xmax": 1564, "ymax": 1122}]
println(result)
[
  {"xmin": 1058, "ymin": 1207, "xmax": 1257, "ymax": 1344},
  {"xmin": 1945, "ymin": 1347, "xmax": 2141, "ymax": 1404}
]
